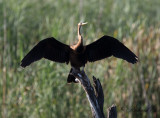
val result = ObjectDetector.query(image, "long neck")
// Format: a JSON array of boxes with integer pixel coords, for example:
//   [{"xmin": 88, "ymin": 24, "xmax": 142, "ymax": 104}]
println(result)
[{"xmin": 77, "ymin": 24, "xmax": 83, "ymax": 46}]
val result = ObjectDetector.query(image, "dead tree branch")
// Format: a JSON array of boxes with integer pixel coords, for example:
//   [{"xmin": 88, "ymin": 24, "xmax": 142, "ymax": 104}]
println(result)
[
  {"xmin": 107, "ymin": 104, "xmax": 117, "ymax": 118},
  {"xmin": 71, "ymin": 68, "xmax": 117, "ymax": 118}
]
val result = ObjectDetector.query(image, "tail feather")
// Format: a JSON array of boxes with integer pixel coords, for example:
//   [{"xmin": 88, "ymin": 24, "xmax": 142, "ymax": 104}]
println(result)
[{"xmin": 67, "ymin": 68, "xmax": 78, "ymax": 83}]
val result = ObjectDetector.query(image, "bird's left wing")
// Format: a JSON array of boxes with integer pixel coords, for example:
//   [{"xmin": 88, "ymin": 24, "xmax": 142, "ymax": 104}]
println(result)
[
  {"xmin": 84, "ymin": 35, "xmax": 138, "ymax": 64},
  {"xmin": 21, "ymin": 37, "xmax": 71, "ymax": 67}
]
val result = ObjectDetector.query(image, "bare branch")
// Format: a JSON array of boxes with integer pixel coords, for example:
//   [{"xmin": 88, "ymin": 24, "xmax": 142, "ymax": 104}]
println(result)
[
  {"xmin": 71, "ymin": 68, "xmax": 117, "ymax": 118},
  {"xmin": 107, "ymin": 104, "xmax": 117, "ymax": 118}
]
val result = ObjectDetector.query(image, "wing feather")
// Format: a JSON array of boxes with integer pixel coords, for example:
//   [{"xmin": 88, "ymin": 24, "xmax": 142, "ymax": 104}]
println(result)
[
  {"xmin": 21, "ymin": 37, "xmax": 71, "ymax": 67},
  {"xmin": 84, "ymin": 35, "xmax": 138, "ymax": 64}
]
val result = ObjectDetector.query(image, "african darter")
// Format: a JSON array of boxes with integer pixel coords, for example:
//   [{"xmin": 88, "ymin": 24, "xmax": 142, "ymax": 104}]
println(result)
[{"xmin": 21, "ymin": 22, "xmax": 138, "ymax": 83}]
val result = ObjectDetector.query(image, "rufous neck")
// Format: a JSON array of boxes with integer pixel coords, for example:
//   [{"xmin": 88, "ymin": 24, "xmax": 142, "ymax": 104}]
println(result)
[{"xmin": 78, "ymin": 24, "xmax": 83, "ymax": 45}]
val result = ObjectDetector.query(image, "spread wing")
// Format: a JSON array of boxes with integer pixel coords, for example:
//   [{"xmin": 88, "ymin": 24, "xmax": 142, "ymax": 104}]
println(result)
[
  {"xmin": 84, "ymin": 35, "xmax": 138, "ymax": 64},
  {"xmin": 21, "ymin": 37, "xmax": 71, "ymax": 67}
]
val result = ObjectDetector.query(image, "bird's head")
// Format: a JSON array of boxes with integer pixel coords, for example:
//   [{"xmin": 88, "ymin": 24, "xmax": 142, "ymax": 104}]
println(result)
[{"xmin": 78, "ymin": 22, "xmax": 88, "ymax": 26}]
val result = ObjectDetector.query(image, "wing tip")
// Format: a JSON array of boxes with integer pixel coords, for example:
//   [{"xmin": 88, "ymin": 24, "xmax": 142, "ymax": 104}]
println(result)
[
  {"xmin": 20, "ymin": 60, "xmax": 27, "ymax": 68},
  {"xmin": 20, "ymin": 63, "xmax": 25, "ymax": 68},
  {"xmin": 132, "ymin": 56, "xmax": 139, "ymax": 64}
]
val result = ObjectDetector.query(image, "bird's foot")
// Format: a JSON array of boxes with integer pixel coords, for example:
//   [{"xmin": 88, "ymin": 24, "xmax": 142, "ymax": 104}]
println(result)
[{"xmin": 75, "ymin": 78, "xmax": 79, "ymax": 83}]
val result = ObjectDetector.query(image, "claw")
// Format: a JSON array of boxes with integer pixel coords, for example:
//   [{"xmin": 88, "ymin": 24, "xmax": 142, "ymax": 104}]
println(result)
[{"xmin": 75, "ymin": 78, "xmax": 79, "ymax": 83}]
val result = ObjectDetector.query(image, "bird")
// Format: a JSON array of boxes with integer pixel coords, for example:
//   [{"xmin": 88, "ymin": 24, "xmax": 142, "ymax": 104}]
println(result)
[{"xmin": 21, "ymin": 22, "xmax": 138, "ymax": 83}]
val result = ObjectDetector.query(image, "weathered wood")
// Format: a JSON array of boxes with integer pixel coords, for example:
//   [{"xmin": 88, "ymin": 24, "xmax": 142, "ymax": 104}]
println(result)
[
  {"xmin": 71, "ymin": 68, "xmax": 117, "ymax": 118},
  {"xmin": 107, "ymin": 104, "xmax": 117, "ymax": 118},
  {"xmin": 92, "ymin": 76, "xmax": 105, "ymax": 117},
  {"xmin": 71, "ymin": 69, "xmax": 105, "ymax": 118}
]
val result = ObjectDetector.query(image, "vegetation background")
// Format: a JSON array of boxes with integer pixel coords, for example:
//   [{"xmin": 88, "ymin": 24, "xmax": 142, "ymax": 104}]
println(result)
[{"xmin": 0, "ymin": 0, "xmax": 160, "ymax": 118}]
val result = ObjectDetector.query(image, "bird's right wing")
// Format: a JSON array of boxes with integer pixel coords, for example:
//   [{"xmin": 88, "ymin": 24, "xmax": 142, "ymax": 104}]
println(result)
[
  {"xmin": 21, "ymin": 37, "xmax": 71, "ymax": 67},
  {"xmin": 84, "ymin": 35, "xmax": 138, "ymax": 64}
]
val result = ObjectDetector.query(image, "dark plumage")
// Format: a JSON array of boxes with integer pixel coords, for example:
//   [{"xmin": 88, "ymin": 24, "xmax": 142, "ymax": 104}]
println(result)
[
  {"xmin": 85, "ymin": 36, "xmax": 138, "ymax": 64},
  {"xmin": 21, "ymin": 22, "xmax": 138, "ymax": 83},
  {"xmin": 21, "ymin": 38, "xmax": 70, "ymax": 67}
]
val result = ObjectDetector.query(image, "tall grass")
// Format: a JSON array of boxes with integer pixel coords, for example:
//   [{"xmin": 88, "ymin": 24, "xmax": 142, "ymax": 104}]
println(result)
[{"xmin": 0, "ymin": 0, "xmax": 160, "ymax": 118}]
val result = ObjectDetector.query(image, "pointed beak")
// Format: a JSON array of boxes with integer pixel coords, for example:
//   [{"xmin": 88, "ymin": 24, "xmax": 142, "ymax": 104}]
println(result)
[
  {"xmin": 81, "ymin": 22, "xmax": 88, "ymax": 25},
  {"xmin": 78, "ymin": 22, "xmax": 88, "ymax": 26}
]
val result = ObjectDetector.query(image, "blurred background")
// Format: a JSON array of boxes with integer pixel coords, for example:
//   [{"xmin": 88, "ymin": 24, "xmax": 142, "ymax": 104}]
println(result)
[{"xmin": 0, "ymin": 0, "xmax": 160, "ymax": 118}]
